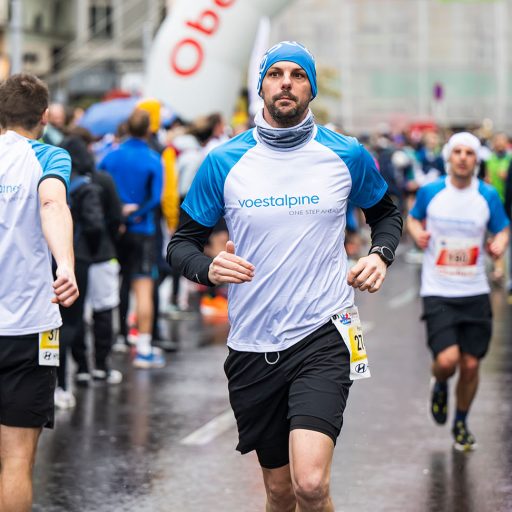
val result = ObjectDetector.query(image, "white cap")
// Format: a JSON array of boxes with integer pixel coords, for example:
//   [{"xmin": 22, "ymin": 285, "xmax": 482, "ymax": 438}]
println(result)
[{"xmin": 442, "ymin": 132, "xmax": 481, "ymax": 163}]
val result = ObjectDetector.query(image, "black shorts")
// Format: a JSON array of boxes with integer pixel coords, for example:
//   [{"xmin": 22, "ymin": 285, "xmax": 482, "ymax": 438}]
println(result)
[
  {"xmin": 0, "ymin": 334, "xmax": 57, "ymax": 429},
  {"xmin": 422, "ymin": 294, "xmax": 492, "ymax": 359},
  {"xmin": 117, "ymin": 232, "xmax": 157, "ymax": 278},
  {"xmin": 224, "ymin": 321, "xmax": 352, "ymax": 469}
]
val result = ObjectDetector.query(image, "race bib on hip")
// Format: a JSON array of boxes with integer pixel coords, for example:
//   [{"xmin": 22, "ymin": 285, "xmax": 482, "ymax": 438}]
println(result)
[
  {"xmin": 435, "ymin": 237, "xmax": 480, "ymax": 277},
  {"xmin": 331, "ymin": 306, "xmax": 370, "ymax": 380},
  {"xmin": 39, "ymin": 329, "xmax": 60, "ymax": 366}
]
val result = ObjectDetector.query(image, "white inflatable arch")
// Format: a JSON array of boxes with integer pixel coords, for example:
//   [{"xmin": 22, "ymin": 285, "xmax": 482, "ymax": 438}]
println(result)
[{"xmin": 145, "ymin": 0, "xmax": 293, "ymax": 120}]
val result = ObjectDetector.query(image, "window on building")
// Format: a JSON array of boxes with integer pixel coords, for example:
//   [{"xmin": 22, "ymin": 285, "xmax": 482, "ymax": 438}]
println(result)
[
  {"xmin": 53, "ymin": 1, "xmax": 63, "ymax": 27},
  {"xmin": 52, "ymin": 46, "xmax": 63, "ymax": 72},
  {"xmin": 33, "ymin": 13, "xmax": 43, "ymax": 33},
  {"xmin": 90, "ymin": 2, "xmax": 113, "ymax": 38},
  {"xmin": 23, "ymin": 52, "xmax": 39, "ymax": 64}
]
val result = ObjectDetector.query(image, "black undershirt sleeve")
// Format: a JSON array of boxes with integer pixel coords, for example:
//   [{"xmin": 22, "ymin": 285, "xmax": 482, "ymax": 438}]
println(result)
[
  {"xmin": 361, "ymin": 192, "xmax": 403, "ymax": 255},
  {"xmin": 168, "ymin": 193, "xmax": 403, "ymax": 283},
  {"xmin": 166, "ymin": 210, "xmax": 215, "ymax": 286}
]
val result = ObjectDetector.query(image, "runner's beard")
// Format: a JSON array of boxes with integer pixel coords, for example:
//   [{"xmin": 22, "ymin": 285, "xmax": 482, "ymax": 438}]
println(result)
[{"xmin": 264, "ymin": 93, "xmax": 309, "ymax": 128}]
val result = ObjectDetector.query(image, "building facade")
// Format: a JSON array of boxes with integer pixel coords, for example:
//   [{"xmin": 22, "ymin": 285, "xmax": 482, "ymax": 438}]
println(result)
[
  {"xmin": 1, "ymin": 0, "xmax": 167, "ymax": 101},
  {"xmin": 273, "ymin": 0, "xmax": 512, "ymax": 132},
  {"xmin": 1, "ymin": 0, "xmax": 510, "ymax": 131},
  {"xmin": 0, "ymin": 0, "xmax": 75, "ymax": 80}
]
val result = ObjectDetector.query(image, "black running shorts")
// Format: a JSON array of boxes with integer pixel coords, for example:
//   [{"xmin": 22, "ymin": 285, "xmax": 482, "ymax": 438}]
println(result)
[
  {"xmin": 422, "ymin": 294, "xmax": 492, "ymax": 359},
  {"xmin": 224, "ymin": 321, "xmax": 352, "ymax": 469},
  {"xmin": 117, "ymin": 232, "xmax": 157, "ymax": 278},
  {"xmin": 0, "ymin": 334, "xmax": 57, "ymax": 429}
]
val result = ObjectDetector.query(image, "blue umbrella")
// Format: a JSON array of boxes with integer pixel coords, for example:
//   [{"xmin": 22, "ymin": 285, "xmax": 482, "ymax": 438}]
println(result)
[{"xmin": 79, "ymin": 97, "xmax": 139, "ymax": 137}]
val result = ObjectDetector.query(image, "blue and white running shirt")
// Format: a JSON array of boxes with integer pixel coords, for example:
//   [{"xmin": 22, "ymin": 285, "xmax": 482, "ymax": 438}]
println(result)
[
  {"xmin": 183, "ymin": 126, "xmax": 387, "ymax": 352},
  {"xmin": 0, "ymin": 131, "xmax": 71, "ymax": 335},
  {"xmin": 409, "ymin": 177, "xmax": 509, "ymax": 298}
]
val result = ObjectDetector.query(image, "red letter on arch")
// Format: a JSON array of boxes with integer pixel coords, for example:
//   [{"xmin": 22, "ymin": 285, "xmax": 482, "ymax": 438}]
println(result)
[
  {"xmin": 214, "ymin": 0, "xmax": 236, "ymax": 6},
  {"xmin": 171, "ymin": 38, "xmax": 204, "ymax": 76},
  {"xmin": 186, "ymin": 9, "xmax": 219, "ymax": 35}
]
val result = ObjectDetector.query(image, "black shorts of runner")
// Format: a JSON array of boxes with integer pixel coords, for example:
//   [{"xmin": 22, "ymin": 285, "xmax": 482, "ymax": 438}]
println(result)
[
  {"xmin": 117, "ymin": 232, "xmax": 157, "ymax": 278},
  {"xmin": 0, "ymin": 334, "xmax": 57, "ymax": 429},
  {"xmin": 224, "ymin": 321, "xmax": 352, "ymax": 469},
  {"xmin": 422, "ymin": 294, "xmax": 492, "ymax": 359}
]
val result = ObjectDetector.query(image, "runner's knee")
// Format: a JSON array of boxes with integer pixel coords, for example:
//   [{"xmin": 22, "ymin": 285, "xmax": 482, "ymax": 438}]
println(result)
[
  {"xmin": 459, "ymin": 354, "xmax": 479, "ymax": 376},
  {"xmin": 266, "ymin": 481, "xmax": 295, "ymax": 511},
  {"xmin": 436, "ymin": 351, "xmax": 459, "ymax": 373},
  {"xmin": 0, "ymin": 455, "xmax": 35, "ymax": 483},
  {"xmin": 293, "ymin": 469, "xmax": 330, "ymax": 507},
  {"xmin": 262, "ymin": 467, "xmax": 295, "ymax": 511}
]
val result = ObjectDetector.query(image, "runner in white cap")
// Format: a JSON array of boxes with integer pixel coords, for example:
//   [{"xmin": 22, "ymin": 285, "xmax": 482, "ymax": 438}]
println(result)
[{"xmin": 408, "ymin": 131, "xmax": 509, "ymax": 451}]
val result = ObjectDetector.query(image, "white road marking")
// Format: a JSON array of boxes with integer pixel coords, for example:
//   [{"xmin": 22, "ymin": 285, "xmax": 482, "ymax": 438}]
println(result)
[
  {"xmin": 181, "ymin": 409, "xmax": 236, "ymax": 446},
  {"xmin": 388, "ymin": 287, "xmax": 418, "ymax": 309}
]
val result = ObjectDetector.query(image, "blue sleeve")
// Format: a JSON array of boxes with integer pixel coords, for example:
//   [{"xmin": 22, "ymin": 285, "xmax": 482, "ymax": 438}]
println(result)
[
  {"xmin": 347, "ymin": 144, "xmax": 387, "ymax": 208},
  {"xmin": 181, "ymin": 130, "xmax": 256, "ymax": 227},
  {"xmin": 30, "ymin": 141, "xmax": 71, "ymax": 190},
  {"xmin": 480, "ymin": 182, "xmax": 510, "ymax": 234},
  {"xmin": 409, "ymin": 179, "xmax": 446, "ymax": 221},
  {"xmin": 409, "ymin": 187, "xmax": 428, "ymax": 221},
  {"xmin": 182, "ymin": 154, "xmax": 225, "ymax": 227}
]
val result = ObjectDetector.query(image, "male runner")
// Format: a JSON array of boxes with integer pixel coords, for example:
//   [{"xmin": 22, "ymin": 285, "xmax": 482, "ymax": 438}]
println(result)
[
  {"xmin": 408, "ymin": 132, "xmax": 509, "ymax": 451},
  {"xmin": 0, "ymin": 74, "xmax": 78, "ymax": 512},
  {"xmin": 168, "ymin": 42, "xmax": 402, "ymax": 511}
]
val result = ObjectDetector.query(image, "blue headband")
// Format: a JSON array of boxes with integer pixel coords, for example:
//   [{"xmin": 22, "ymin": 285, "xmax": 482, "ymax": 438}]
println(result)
[{"xmin": 257, "ymin": 41, "xmax": 317, "ymax": 99}]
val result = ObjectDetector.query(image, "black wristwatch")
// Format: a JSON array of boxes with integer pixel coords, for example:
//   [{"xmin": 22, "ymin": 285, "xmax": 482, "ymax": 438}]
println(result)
[{"xmin": 369, "ymin": 245, "xmax": 395, "ymax": 266}]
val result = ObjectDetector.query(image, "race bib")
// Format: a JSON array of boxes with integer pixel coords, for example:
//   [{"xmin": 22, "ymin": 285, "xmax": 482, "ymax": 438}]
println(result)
[
  {"xmin": 435, "ymin": 237, "xmax": 480, "ymax": 277},
  {"xmin": 39, "ymin": 329, "xmax": 60, "ymax": 366},
  {"xmin": 331, "ymin": 307, "xmax": 370, "ymax": 380}
]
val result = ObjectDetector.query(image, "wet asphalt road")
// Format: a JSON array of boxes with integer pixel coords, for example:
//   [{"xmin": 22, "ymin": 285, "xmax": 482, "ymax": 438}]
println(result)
[{"xmin": 32, "ymin": 249, "xmax": 512, "ymax": 512}]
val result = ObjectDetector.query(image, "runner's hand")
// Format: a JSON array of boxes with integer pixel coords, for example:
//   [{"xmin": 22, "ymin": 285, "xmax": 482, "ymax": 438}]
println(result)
[
  {"xmin": 208, "ymin": 241, "xmax": 255, "ymax": 285},
  {"xmin": 487, "ymin": 236, "xmax": 507, "ymax": 259},
  {"xmin": 347, "ymin": 254, "xmax": 387, "ymax": 293},
  {"xmin": 52, "ymin": 265, "xmax": 79, "ymax": 307},
  {"xmin": 415, "ymin": 230, "xmax": 431, "ymax": 249}
]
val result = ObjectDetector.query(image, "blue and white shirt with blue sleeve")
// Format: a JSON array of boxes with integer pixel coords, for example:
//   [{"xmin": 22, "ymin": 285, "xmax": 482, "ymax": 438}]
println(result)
[
  {"xmin": 183, "ymin": 125, "xmax": 387, "ymax": 352},
  {"xmin": 410, "ymin": 176, "xmax": 509, "ymax": 298},
  {"xmin": 0, "ymin": 130, "xmax": 71, "ymax": 335}
]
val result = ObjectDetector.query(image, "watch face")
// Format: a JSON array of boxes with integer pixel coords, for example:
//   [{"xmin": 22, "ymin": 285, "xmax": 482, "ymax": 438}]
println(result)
[{"xmin": 381, "ymin": 246, "xmax": 394, "ymax": 261}]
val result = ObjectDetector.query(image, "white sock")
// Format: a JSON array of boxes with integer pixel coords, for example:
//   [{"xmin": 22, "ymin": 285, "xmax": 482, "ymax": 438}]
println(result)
[{"xmin": 137, "ymin": 333, "xmax": 152, "ymax": 356}]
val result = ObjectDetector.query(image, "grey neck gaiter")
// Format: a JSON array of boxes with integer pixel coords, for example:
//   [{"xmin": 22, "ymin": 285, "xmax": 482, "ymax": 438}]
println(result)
[{"xmin": 254, "ymin": 109, "xmax": 315, "ymax": 151}]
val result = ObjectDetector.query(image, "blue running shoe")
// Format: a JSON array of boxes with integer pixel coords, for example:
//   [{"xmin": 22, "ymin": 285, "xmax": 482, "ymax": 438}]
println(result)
[{"xmin": 133, "ymin": 348, "xmax": 165, "ymax": 369}]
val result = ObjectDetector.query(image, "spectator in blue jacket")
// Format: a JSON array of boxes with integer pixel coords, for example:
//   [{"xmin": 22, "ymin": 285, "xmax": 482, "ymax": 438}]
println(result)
[{"xmin": 99, "ymin": 110, "xmax": 165, "ymax": 368}]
